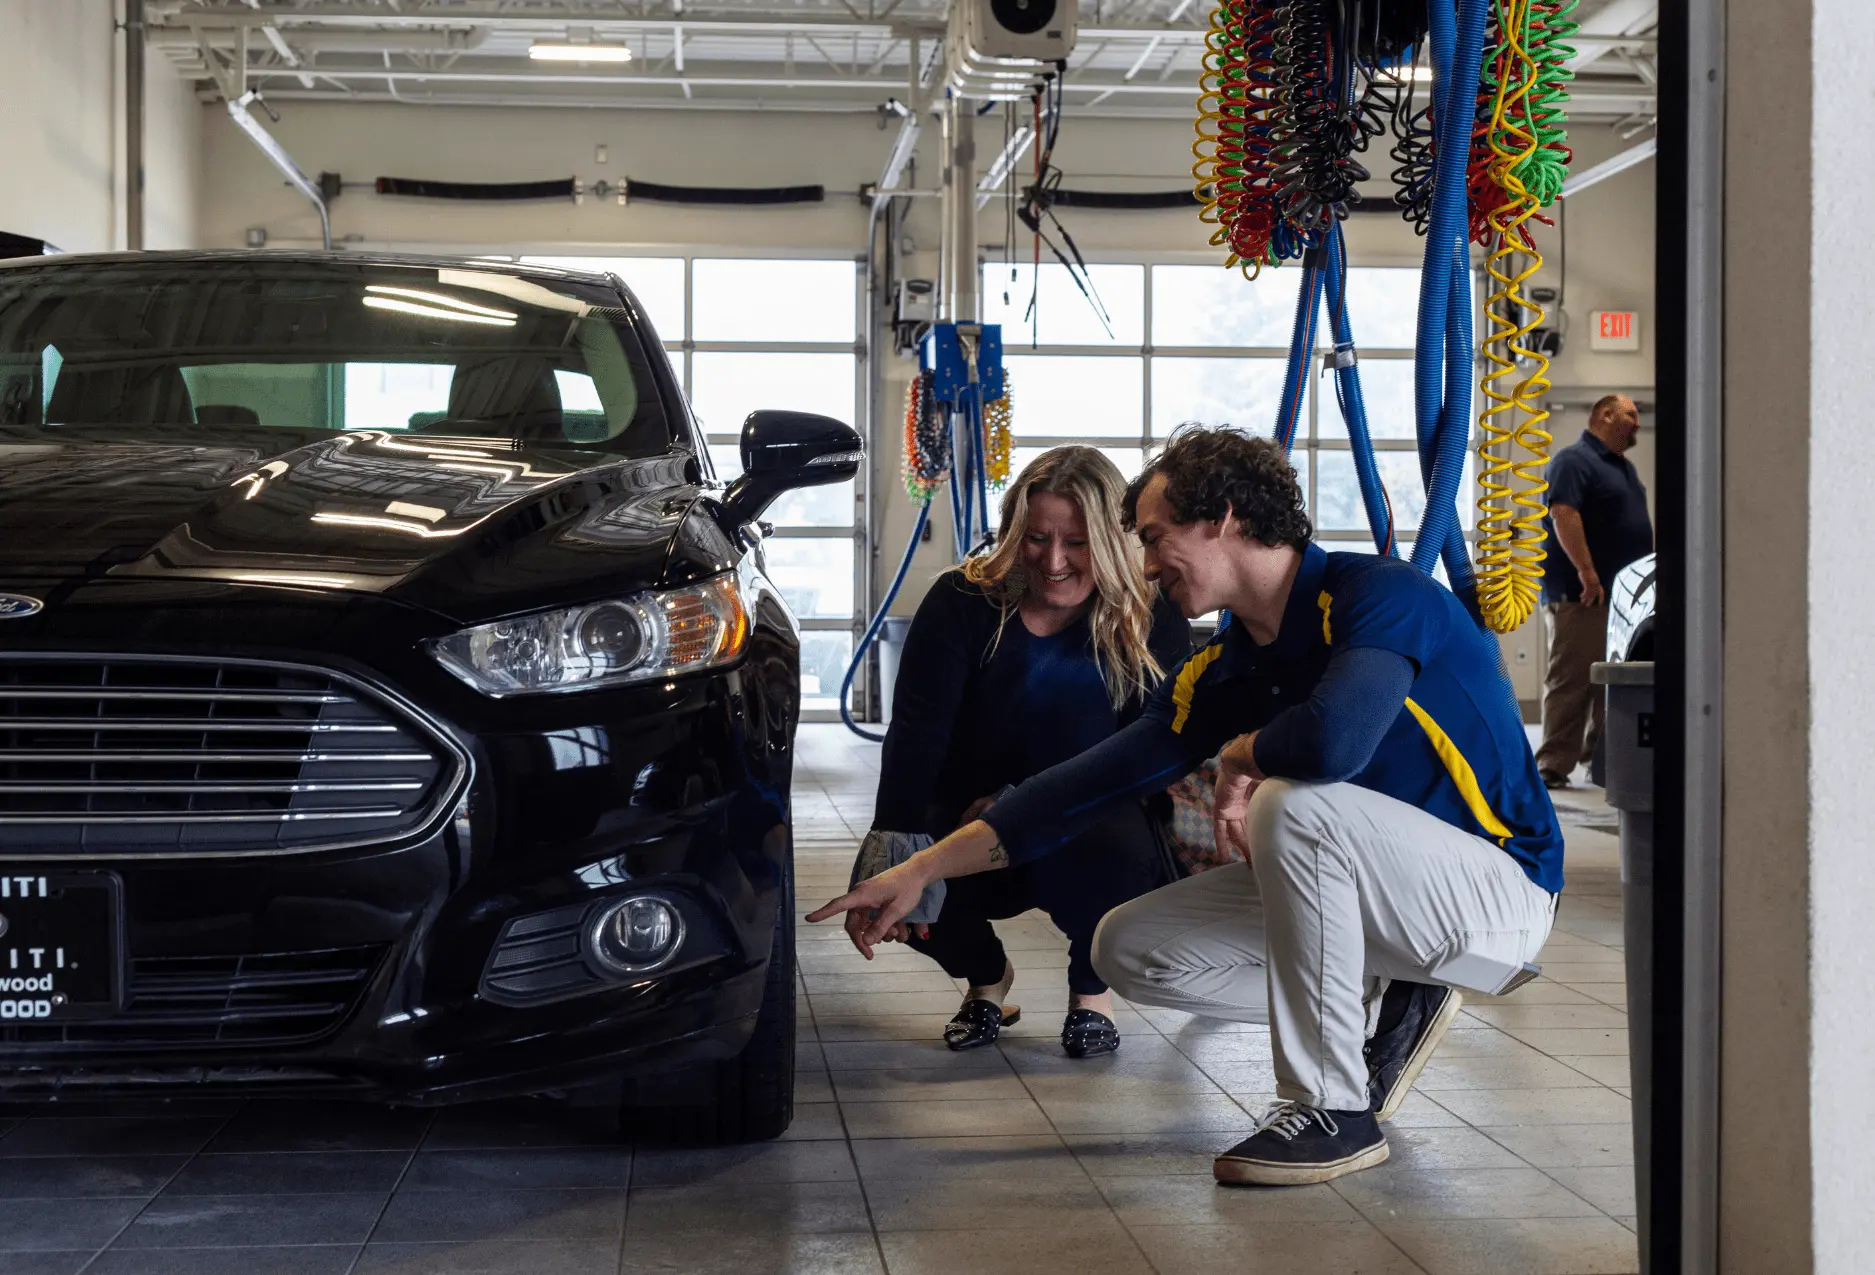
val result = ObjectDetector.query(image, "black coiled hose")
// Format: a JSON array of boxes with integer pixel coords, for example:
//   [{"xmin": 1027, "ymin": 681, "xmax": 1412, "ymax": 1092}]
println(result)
[
  {"xmin": 1268, "ymin": 0, "xmax": 1370, "ymax": 237},
  {"xmin": 1387, "ymin": 40, "xmax": 1436, "ymax": 234}
]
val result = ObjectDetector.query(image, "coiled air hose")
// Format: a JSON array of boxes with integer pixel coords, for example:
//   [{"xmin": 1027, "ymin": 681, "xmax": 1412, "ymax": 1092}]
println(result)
[{"xmin": 1469, "ymin": 0, "xmax": 1577, "ymax": 634}]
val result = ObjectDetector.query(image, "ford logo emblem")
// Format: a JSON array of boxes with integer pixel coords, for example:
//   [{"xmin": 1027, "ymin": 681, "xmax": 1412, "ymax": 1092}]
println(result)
[{"xmin": 0, "ymin": 595, "xmax": 42, "ymax": 619}]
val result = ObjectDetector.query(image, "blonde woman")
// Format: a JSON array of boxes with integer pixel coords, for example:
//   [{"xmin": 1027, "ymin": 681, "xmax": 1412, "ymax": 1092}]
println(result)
[{"xmin": 860, "ymin": 447, "xmax": 1190, "ymax": 1057}]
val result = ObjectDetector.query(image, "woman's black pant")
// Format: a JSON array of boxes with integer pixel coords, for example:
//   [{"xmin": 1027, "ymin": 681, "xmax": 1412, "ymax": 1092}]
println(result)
[{"xmin": 906, "ymin": 802, "xmax": 1170, "ymax": 996}]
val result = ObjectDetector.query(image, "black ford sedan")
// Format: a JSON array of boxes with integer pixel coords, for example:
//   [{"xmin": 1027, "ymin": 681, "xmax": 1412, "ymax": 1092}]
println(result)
[{"xmin": 0, "ymin": 251, "xmax": 860, "ymax": 1141}]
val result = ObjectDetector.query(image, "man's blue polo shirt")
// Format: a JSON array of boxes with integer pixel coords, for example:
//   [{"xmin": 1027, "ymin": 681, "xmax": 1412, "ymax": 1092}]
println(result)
[
  {"xmin": 984, "ymin": 543, "xmax": 1566, "ymax": 894},
  {"xmin": 1541, "ymin": 429, "xmax": 1653, "ymax": 605}
]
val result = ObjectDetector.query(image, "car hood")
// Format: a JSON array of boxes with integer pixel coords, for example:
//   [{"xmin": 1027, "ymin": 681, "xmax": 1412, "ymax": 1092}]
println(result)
[{"xmin": 0, "ymin": 429, "xmax": 729, "ymax": 624}]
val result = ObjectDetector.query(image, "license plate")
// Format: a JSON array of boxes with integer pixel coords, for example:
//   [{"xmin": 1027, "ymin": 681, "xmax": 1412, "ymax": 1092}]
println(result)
[{"xmin": 0, "ymin": 872, "xmax": 123, "ymax": 1020}]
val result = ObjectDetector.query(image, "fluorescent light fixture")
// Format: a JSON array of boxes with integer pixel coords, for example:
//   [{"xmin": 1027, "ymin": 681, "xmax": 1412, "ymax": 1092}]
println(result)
[
  {"xmin": 363, "ymin": 296, "xmax": 517, "ymax": 326},
  {"xmin": 530, "ymin": 42, "xmax": 633, "ymax": 62}
]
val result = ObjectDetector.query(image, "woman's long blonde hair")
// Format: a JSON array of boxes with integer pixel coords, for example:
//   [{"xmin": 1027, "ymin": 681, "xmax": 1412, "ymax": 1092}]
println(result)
[{"xmin": 959, "ymin": 446, "xmax": 1164, "ymax": 708}]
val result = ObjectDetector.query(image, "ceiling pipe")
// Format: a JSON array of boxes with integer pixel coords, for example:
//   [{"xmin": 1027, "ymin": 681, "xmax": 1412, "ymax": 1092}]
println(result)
[
  {"xmin": 225, "ymin": 92, "xmax": 332, "ymax": 249},
  {"xmin": 125, "ymin": 0, "xmax": 146, "ymax": 250},
  {"xmin": 152, "ymin": 27, "xmax": 489, "ymax": 53}
]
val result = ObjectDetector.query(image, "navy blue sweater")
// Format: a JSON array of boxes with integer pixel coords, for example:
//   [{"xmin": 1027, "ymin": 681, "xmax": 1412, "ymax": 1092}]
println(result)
[{"xmin": 873, "ymin": 573, "xmax": 1192, "ymax": 838}]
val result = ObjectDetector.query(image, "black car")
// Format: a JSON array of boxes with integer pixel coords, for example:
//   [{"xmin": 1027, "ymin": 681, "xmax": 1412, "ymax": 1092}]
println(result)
[{"xmin": 0, "ymin": 251, "xmax": 861, "ymax": 1141}]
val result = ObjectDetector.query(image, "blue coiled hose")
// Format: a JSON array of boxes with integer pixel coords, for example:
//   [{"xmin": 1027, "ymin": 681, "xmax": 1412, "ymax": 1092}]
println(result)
[{"xmin": 1410, "ymin": 0, "xmax": 1490, "ymax": 601}]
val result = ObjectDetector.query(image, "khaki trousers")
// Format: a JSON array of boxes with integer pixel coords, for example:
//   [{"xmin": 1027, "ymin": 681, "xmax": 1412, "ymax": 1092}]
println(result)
[
  {"xmin": 1090, "ymin": 780, "xmax": 1554, "ymax": 1112},
  {"xmin": 1536, "ymin": 600, "xmax": 1608, "ymax": 778}
]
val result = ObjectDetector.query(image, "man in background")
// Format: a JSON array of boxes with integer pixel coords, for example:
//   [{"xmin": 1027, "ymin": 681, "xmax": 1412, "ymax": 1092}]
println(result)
[{"xmin": 1536, "ymin": 393, "xmax": 1652, "ymax": 788}]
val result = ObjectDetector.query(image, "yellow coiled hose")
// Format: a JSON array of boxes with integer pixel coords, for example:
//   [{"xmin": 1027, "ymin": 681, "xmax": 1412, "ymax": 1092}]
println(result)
[{"xmin": 1473, "ymin": 0, "xmax": 1553, "ymax": 635}]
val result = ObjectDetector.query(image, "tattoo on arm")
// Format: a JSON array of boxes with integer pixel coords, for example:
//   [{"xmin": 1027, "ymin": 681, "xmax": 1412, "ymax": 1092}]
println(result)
[{"xmin": 987, "ymin": 841, "xmax": 1008, "ymax": 867}]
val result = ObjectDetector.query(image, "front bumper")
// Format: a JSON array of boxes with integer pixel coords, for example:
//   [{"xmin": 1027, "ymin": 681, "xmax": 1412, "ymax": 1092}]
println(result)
[{"xmin": 0, "ymin": 614, "xmax": 797, "ymax": 1102}]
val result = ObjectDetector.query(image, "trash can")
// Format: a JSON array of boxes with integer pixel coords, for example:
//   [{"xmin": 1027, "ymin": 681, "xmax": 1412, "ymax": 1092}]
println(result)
[
  {"xmin": 875, "ymin": 616, "xmax": 914, "ymax": 727},
  {"xmin": 1590, "ymin": 659, "xmax": 1654, "ymax": 1272}
]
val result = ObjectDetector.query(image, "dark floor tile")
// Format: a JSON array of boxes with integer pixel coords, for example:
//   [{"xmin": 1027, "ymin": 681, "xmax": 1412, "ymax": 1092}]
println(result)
[
  {"xmin": 0, "ymin": 1117, "xmax": 224, "ymax": 1158},
  {"xmin": 0, "ymin": 1254, "xmax": 90, "ymax": 1275},
  {"xmin": 205, "ymin": 1103, "xmax": 433, "ymax": 1153},
  {"xmin": 630, "ymin": 1139, "xmax": 856, "ymax": 1187},
  {"xmin": 113, "ymin": 1193, "xmax": 386, "ymax": 1249},
  {"xmin": 370, "ymin": 1188, "xmax": 625, "ymax": 1245},
  {"xmin": 354, "ymin": 1239, "xmax": 620, "ymax": 1275},
  {"xmin": 622, "ymin": 1180, "xmax": 871, "ymax": 1235},
  {"xmin": 400, "ymin": 1148, "xmax": 632, "ymax": 1192},
  {"xmin": 162, "ymin": 1151, "xmax": 410, "ymax": 1196},
  {"xmin": 0, "ymin": 1198, "xmax": 144, "ymax": 1251},
  {"xmin": 0, "ymin": 1156, "xmax": 183, "ymax": 1199},
  {"xmin": 85, "ymin": 1246, "xmax": 359, "ymax": 1275},
  {"xmin": 421, "ymin": 1103, "xmax": 619, "ymax": 1152},
  {"xmin": 619, "ymin": 1231, "xmax": 886, "ymax": 1275}
]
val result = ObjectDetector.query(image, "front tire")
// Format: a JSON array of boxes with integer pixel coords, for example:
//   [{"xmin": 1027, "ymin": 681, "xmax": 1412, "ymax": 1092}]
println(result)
[{"xmin": 619, "ymin": 848, "xmax": 796, "ymax": 1143}]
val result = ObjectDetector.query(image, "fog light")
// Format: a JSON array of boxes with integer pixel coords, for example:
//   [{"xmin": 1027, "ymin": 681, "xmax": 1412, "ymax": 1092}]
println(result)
[{"xmin": 588, "ymin": 895, "xmax": 684, "ymax": 975}]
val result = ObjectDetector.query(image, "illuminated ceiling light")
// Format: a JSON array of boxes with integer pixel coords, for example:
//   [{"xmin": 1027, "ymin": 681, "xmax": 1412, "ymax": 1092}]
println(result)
[
  {"xmin": 363, "ymin": 296, "xmax": 517, "ymax": 326},
  {"xmin": 529, "ymin": 42, "xmax": 633, "ymax": 62},
  {"xmin": 365, "ymin": 284, "xmax": 518, "ymax": 320}
]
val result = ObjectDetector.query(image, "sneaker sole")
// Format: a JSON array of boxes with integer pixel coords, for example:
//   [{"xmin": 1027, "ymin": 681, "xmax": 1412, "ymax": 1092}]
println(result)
[
  {"xmin": 1213, "ymin": 1139, "xmax": 1390, "ymax": 1186},
  {"xmin": 1376, "ymin": 989, "xmax": 1465, "ymax": 1123}
]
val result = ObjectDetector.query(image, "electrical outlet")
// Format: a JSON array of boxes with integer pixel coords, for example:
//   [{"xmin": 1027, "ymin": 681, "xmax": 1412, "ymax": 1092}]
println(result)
[{"xmin": 595, "ymin": 144, "xmax": 609, "ymax": 164}]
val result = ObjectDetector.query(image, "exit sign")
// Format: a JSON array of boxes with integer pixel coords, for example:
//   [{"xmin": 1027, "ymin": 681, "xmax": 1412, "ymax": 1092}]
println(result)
[{"xmin": 1589, "ymin": 310, "xmax": 1641, "ymax": 351}]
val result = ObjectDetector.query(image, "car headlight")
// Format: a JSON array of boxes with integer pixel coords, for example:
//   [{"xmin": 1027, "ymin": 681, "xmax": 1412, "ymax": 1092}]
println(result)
[{"xmin": 428, "ymin": 574, "xmax": 749, "ymax": 697}]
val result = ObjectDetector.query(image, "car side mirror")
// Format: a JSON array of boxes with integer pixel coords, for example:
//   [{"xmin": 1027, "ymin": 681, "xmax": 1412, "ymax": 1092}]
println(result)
[{"xmin": 719, "ymin": 410, "xmax": 863, "ymax": 529}]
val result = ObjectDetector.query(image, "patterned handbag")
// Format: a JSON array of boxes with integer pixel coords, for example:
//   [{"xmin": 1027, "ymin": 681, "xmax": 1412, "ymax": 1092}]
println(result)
[{"xmin": 1158, "ymin": 757, "xmax": 1244, "ymax": 876}]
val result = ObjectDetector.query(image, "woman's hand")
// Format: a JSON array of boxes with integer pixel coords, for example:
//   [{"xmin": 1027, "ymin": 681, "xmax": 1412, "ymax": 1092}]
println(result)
[
  {"xmin": 1212, "ymin": 732, "xmax": 1265, "ymax": 859},
  {"xmin": 808, "ymin": 858, "xmax": 935, "ymax": 959}
]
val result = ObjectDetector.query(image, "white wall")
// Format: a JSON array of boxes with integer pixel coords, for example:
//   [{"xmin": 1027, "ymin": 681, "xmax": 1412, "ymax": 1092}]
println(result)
[{"xmin": 0, "ymin": 0, "xmax": 200, "ymax": 251}]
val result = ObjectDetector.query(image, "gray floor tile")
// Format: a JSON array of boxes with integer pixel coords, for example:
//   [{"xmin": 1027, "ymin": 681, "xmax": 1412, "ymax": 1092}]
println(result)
[
  {"xmin": 623, "ymin": 1180, "xmax": 870, "ymax": 1235},
  {"xmin": 0, "ymin": 1253, "xmax": 89, "ymax": 1275},
  {"xmin": 1332, "ymin": 1164, "xmax": 1602, "ymax": 1221},
  {"xmin": 1031, "ymin": 1093, "xmax": 1255, "ymax": 1136},
  {"xmin": 0, "ymin": 1118, "xmax": 224, "ymax": 1158},
  {"xmin": 877, "ymin": 1221, "xmax": 1154, "ymax": 1275},
  {"xmin": 399, "ymin": 1148, "xmax": 632, "ymax": 1192},
  {"xmin": 866, "ymin": 1175, "xmax": 1115, "ymax": 1232},
  {"xmin": 848, "ymin": 1135, "xmax": 1076, "ymax": 1183},
  {"xmin": 1128, "ymin": 1220, "xmax": 1422, "ymax": 1275},
  {"xmin": 85, "ymin": 1246, "xmax": 359, "ymax": 1275},
  {"xmin": 1428, "ymin": 1087, "xmax": 1631, "ymax": 1127},
  {"xmin": 162, "ymin": 1151, "xmax": 410, "ymax": 1196},
  {"xmin": 1542, "ymin": 1164, "xmax": 1639, "ymax": 1215},
  {"xmin": 777, "ymin": 1102, "xmax": 848, "ymax": 1141},
  {"xmin": 1378, "ymin": 1125, "xmax": 1529, "ymax": 1171},
  {"xmin": 1379, "ymin": 1217, "xmax": 1640, "ymax": 1274},
  {"xmin": 0, "ymin": 1155, "xmax": 183, "ymax": 1199},
  {"xmin": 114, "ymin": 1194, "xmax": 387, "ymax": 1248},
  {"xmin": 1496, "ymin": 1027, "xmax": 1630, "ymax": 1056},
  {"xmin": 1476, "ymin": 1123, "xmax": 1637, "ymax": 1168},
  {"xmin": 830, "ymin": 1068, "xmax": 1030, "ymax": 1104},
  {"xmin": 1554, "ymin": 1053, "xmax": 1636, "ymax": 1087},
  {"xmin": 1096, "ymin": 1174, "xmax": 1360, "ymax": 1227},
  {"xmin": 205, "ymin": 1103, "xmax": 433, "ymax": 1153},
  {"xmin": 371, "ymin": 1188, "xmax": 624, "ymax": 1245},
  {"xmin": 1463, "ymin": 1004, "xmax": 1629, "ymax": 1031},
  {"xmin": 795, "ymin": 1071, "xmax": 836, "ymax": 1104},
  {"xmin": 0, "ymin": 1198, "xmax": 144, "ymax": 1251},
  {"xmin": 839, "ymin": 1098, "xmax": 1052, "ymax": 1140},
  {"xmin": 619, "ymin": 1231, "xmax": 885, "ymax": 1275},
  {"xmin": 631, "ymin": 1139, "xmax": 857, "ymax": 1187},
  {"xmin": 1062, "ymin": 1130, "xmax": 1254, "ymax": 1178},
  {"xmin": 353, "ymin": 1239, "xmax": 618, "ymax": 1275},
  {"xmin": 1415, "ymin": 1053, "xmax": 1607, "ymax": 1091}
]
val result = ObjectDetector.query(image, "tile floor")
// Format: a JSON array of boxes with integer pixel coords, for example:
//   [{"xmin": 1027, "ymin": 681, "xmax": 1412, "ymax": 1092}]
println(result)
[{"xmin": 0, "ymin": 724, "xmax": 1641, "ymax": 1275}]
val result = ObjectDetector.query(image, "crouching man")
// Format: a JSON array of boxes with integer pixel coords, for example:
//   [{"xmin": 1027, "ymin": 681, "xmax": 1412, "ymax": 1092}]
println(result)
[{"xmin": 809, "ymin": 426, "xmax": 1563, "ymax": 1186}]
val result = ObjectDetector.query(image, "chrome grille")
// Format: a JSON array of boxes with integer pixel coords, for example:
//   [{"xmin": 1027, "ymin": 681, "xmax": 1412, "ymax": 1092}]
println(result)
[{"xmin": 0, "ymin": 657, "xmax": 461, "ymax": 855}]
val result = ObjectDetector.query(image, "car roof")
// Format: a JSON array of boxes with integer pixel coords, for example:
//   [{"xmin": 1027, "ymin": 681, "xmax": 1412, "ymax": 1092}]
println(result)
[{"xmin": 0, "ymin": 249, "xmax": 621, "ymax": 292}]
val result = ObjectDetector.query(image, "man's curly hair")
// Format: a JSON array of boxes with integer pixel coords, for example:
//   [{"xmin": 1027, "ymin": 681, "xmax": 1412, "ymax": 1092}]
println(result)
[{"xmin": 1122, "ymin": 424, "xmax": 1312, "ymax": 550}]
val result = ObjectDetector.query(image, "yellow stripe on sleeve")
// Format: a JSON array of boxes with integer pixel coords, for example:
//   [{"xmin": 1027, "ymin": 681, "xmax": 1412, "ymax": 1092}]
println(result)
[
  {"xmin": 1402, "ymin": 697, "xmax": 1516, "ymax": 843},
  {"xmin": 1169, "ymin": 643, "xmax": 1227, "ymax": 734},
  {"xmin": 1317, "ymin": 591, "xmax": 1333, "ymax": 644}
]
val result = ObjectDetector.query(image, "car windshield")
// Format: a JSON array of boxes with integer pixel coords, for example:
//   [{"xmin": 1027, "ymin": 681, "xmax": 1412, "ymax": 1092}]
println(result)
[{"xmin": 0, "ymin": 258, "xmax": 676, "ymax": 456}]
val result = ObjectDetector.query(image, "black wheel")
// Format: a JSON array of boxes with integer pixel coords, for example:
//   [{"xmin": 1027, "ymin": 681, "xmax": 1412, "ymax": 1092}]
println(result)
[{"xmin": 618, "ymin": 845, "xmax": 796, "ymax": 1144}]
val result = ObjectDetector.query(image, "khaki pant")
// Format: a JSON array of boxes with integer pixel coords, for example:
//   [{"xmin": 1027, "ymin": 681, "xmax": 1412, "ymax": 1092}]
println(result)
[
  {"xmin": 1091, "ymin": 780, "xmax": 1555, "ymax": 1111},
  {"xmin": 1536, "ymin": 600, "xmax": 1608, "ymax": 779}
]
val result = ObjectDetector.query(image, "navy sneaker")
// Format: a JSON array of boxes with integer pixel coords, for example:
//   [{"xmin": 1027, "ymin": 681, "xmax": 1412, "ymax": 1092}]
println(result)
[
  {"xmin": 1364, "ymin": 981, "xmax": 1464, "ymax": 1122},
  {"xmin": 1213, "ymin": 1102, "xmax": 1388, "ymax": 1186}
]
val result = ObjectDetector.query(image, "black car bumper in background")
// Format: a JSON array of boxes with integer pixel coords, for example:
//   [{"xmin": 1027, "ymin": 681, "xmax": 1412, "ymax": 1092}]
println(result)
[{"xmin": 0, "ymin": 587, "xmax": 799, "ymax": 1101}]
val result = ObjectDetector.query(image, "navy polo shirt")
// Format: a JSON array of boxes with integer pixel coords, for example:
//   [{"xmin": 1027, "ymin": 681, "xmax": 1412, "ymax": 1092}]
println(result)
[
  {"xmin": 984, "ymin": 544, "xmax": 1566, "ymax": 894},
  {"xmin": 1541, "ymin": 430, "xmax": 1653, "ymax": 604}
]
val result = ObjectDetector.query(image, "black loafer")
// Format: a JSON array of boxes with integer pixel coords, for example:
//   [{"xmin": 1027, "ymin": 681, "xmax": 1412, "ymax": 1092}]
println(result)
[
  {"xmin": 943, "ymin": 998, "xmax": 1019, "ymax": 1051},
  {"xmin": 1364, "ymin": 981, "xmax": 1464, "ymax": 1122},
  {"xmin": 1060, "ymin": 1008, "xmax": 1120, "ymax": 1059},
  {"xmin": 1214, "ymin": 1103, "xmax": 1388, "ymax": 1186}
]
